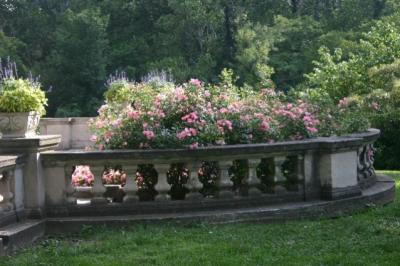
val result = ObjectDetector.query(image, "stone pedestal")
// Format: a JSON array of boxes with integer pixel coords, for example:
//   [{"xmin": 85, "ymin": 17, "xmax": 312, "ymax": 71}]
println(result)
[
  {"xmin": 318, "ymin": 150, "xmax": 361, "ymax": 200},
  {"xmin": 0, "ymin": 135, "xmax": 61, "ymax": 218}
]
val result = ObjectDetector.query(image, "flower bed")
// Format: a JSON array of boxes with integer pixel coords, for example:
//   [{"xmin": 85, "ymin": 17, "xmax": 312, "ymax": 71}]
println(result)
[{"xmin": 89, "ymin": 73, "xmax": 367, "ymax": 151}]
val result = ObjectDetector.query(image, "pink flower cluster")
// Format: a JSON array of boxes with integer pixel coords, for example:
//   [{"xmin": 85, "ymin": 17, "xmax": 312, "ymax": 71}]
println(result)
[
  {"xmin": 177, "ymin": 128, "xmax": 198, "ymax": 140},
  {"xmin": 71, "ymin": 166, "xmax": 128, "ymax": 187},
  {"xmin": 89, "ymin": 77, "xmax": 330, "ymax": 150},
  {"xmin": 71, "ymin": 166, "xmax": 94, "ymax": 187},
  {"xmin": 103, "ymin": 169, "xmax": 127, "ymax": 185},
  {"xmin": 182, "ymin": 112, "xmax": 198, "ymax": 124},
  {"xmin": 217, "ymin": 119, "xmax": 233, "ymax": 133}
]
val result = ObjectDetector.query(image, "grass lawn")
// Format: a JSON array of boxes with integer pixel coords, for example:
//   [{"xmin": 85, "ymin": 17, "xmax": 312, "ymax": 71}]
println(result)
[{"xmin": 2, "ymin": 171, "xmax": 399, "ymax": 266}]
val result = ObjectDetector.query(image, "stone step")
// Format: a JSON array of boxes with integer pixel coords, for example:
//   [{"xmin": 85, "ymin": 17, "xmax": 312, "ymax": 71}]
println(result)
[{"xmin": 0, "ymin": 219, "xmax": 45, "ymax": 255}]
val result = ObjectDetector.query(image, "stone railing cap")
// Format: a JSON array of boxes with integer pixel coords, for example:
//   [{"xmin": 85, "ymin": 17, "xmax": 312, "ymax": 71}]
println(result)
[
  {"xmin": 40, "ymin": 129, "xmax": 380, "ymax": 163},
  {"xmin": 0, "ymin": 135, "xmax": 61, "ymax": 153},
  {"xmin": 0, "ymin": 155, "xmax": 20, "ymax": 168}
]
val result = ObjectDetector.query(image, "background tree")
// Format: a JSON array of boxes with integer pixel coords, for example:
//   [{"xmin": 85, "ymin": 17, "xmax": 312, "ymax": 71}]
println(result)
[
  {"xmin": 44, "ymin": 8, "xmax": 109, "ymax": 116},
  {"xmin": 0, "ymin": 0, "xmax": 399, "ymax": 116}
]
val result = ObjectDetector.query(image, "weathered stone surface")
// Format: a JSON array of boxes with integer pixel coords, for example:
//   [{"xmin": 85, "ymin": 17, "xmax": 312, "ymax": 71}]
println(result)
[
  {"xmin": 0, "ymin": 135, "xmax": 61, "ymax": 154},
  {"xmin": 40, "ymin": 129, "xmax": 380, "ymax": 163},
  {"xmin": 0, "ymin": 220, "xmax": 45, "ymax": 255},
  {"xmin": 44, "ymin": 174, "xmax": 394, "ymax": 234},
  {"xmin": 40, "ymin": 117, "xmax": 91, "ymax": 150},
  {"xmin": 0, "ymin": 135, "xmax": 61, "ymax": 219},
  {"xmin": 318, "ymin": 150, "xmax": 361, "ymax": 199},
  {"xmin": 0, "ymin": 127, "xmax": 393, "ymax": 256}
]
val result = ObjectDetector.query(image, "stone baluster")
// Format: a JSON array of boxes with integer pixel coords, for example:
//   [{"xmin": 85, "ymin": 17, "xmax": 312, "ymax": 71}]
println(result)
[
  {"xmin": 65, "ymin": 164, "xmax": 76, "ymax": 205},
  {"xmin": 0, "ymin": 168, "xmax": 14, "ymax": 212},
  {"xmin": 273, "ymin": 156, "xmax": 287, "ymax": 194},
  {"xmin": 247, "ymin": 159, "xmax": 262, "ymax": 197},
  {"xmin": 123, "ymin": 165, "xmax": 139, "ymax": 203},
  {"xmin": 90, "ymin": 165, "xmax": 107, "ymax": 204},
  {"xmin": 217, "ymin": 160, "xmax": 234, "ymax": 198},
  {"xmin": 185, "ymin": 162, "xmax": 203, "ymax": 200},
  {"xmin": 296, "ymin": 155, "xmax": 304, "ymax": 190},
  {"xmin": 154, "ymin": 164, "xmax": 171, "ymax": 201}
]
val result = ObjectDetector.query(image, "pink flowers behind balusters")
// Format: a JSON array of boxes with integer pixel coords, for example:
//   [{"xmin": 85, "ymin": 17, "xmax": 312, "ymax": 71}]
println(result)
[
  {"xmin": 71, "ymin": 165, "xmax": 94, "ymax": 187},
  {"xmin": 102, "ymin": 169, "xmax": 127, "ymax": 186},
  {"xmin": 71, "ymin": 166, "xmax": 128, "ymax": 187}
]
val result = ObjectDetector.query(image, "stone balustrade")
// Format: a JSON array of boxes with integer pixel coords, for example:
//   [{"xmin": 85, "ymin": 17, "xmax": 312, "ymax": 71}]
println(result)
[
  {"xmin": 39, "ymin": 129, "xmax": 381, "ymax": 217},
  {"xmin": 0, "ymin": 156, "xmax": 24, "ymax": 226},
  {"xmin": 0, "ymin": 127, "xmax": 394, "ymax": 255}
]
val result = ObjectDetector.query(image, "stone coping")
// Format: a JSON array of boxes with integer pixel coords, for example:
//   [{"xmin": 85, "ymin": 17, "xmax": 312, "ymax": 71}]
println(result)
[
  {"xmin": 40, "ymin": 117, "xmax": 92, "ymax": 124},
  {"xmin": 0, "ymin": 156, "xmax": 19, "ymax": 169},
  {"xmin": 0, "ymin": 135, "xmax": 61, "ymax": 153},
  {"xmin": 41, "ymin": 129, "xmax": 379, "ymax": 163}
]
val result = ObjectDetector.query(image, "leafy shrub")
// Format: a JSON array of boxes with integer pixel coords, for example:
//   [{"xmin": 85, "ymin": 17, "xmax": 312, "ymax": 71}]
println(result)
[
  {"xmin": 89, "ymin": 70, "xmax": 362, "ymax": 151},
  {"xmin": 302, "ymin": 14, "xmax": 400, "ymax": 168},
  {"xmin": 0, "ymin": 59, "xmax": 47, "ymax": 115}
]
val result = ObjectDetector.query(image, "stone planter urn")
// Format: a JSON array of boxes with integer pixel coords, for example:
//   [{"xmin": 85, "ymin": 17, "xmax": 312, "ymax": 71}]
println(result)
[{"xmin": 0, "ymin": 111, "xmax": 40, "ymax": 138}]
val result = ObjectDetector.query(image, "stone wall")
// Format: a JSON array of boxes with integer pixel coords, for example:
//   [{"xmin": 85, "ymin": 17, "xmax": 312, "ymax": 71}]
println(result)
[{"xmin": 39, "ymin": 118, "xmax": 92, "ymax": 150}]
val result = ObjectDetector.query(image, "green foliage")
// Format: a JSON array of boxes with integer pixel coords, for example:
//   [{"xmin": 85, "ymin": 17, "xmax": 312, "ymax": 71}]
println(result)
[
  {"xmin": 1, "ymin": 0, "xmax": 399, "ymax": 117},
  {"xmin": 0, "ymin": 78, "xmax": 47, "ymax": 114},
  {"xmin": 234, "ymin": 22, "xmax": 277, "ymax": 86},
  {"xmin": 303, "ymin": 12, "xmax": 400, "ymax": 168},
  {"xmin": 44, "ymin": 7, "xmax": 109, "ymax": 116},
  {"xmin": 268, "ymin": 16, "xmax": 323, "ymax": 89},
  {"xmin": 0, "ymin": 32, "xmax": 25, "ymax": 71}
]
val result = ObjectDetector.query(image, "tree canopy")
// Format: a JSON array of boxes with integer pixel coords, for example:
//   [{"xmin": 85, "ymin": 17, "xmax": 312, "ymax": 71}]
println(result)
[{"xmin": 0, "ymin": 0, "xmax": 399, "ymax": 116}]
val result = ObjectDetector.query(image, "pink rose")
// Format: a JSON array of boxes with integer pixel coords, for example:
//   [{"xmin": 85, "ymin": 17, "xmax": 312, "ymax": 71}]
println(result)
[
  {"xmin": 189, "ymin": 78, "xmax": 202, "ymax": 87},
  {"xmin": 143, "ymin": 130, "xmax": 156, "ymax": 140}
]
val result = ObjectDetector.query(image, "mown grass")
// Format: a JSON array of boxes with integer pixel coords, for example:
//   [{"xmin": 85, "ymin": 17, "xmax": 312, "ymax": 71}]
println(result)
[{"xmin": 1, "ymin": 171, "xmax": 399, "ymax": 266}]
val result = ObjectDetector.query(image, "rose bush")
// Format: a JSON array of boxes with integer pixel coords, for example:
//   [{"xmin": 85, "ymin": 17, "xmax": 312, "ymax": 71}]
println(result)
[{"xmin": 88, "ymin": 71, "xmax": 354, "ymax": 151}]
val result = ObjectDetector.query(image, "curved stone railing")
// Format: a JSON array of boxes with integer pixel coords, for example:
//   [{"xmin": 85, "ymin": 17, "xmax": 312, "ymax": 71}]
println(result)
[{"xmin": 40, "ymin": 129, "xmax": 381, "ymax": 217}]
